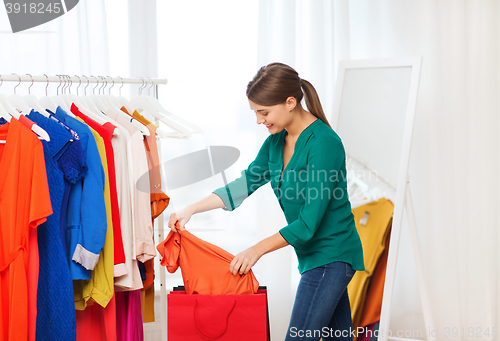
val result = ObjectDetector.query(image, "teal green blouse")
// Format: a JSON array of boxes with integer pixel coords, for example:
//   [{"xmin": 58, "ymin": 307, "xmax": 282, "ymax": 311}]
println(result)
[{"xmin": 213, "ymin": 119, "xmax": 365, "ymax": 274}]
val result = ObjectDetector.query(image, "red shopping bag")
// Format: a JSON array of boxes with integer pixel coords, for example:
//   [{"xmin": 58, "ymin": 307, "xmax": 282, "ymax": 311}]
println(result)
[{"xmin": 168, "ymin": 286, "xmax": 270, "ymax": 341}]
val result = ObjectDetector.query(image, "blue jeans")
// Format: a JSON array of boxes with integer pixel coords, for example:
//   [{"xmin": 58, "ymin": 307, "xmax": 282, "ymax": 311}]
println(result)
[{"xmin": 285, "ymin": 261, "xmax": 356, "ymax": 341}]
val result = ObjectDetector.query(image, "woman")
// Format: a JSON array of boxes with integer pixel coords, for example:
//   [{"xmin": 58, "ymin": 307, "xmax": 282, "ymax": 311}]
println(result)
[{"xmin": 168, "ymin": 62, "xmax": 365, "ymax": 341}]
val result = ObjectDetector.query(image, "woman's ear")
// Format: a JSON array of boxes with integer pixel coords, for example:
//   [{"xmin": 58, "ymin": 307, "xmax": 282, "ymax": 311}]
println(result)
[{"xmin": 286, "ymin": 96, "xmax": 297, "ymax": 111}]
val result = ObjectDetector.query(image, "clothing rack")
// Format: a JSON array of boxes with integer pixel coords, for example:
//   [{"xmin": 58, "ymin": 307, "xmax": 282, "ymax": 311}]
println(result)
[
  {"xmin": 0, "ymin": 74, "xmax": 167, "ymax": 85},
  {"xmin": 1, "ymin": 74, "xmax": 170, "ymax": 341}
]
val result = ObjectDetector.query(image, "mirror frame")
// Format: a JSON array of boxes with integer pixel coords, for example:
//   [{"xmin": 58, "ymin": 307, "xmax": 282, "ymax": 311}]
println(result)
[{"xmin": 331, "ymin": 57, "xmax": 424, "ymax": 340}]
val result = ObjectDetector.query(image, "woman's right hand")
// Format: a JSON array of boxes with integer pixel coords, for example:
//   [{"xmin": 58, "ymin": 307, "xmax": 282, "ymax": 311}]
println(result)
[
  {"xmin": 168, "ymin": 193, "xmax": 225, "ymax": 233},
  {"xmin": 168, "ymin": 205, "xmax": 195, "ymax": 233}
]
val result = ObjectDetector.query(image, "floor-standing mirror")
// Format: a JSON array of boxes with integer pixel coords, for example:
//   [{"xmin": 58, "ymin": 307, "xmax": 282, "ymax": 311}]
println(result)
[{"xmin": 331, "ymin": 57, "xmax": 435, "ymax": 341}]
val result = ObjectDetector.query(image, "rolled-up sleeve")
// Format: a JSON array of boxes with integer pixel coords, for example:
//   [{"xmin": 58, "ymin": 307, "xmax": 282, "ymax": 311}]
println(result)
[
  {"xmin": 213, "ymin": 135, "xmax": 272, "ymax": 211},
  {"xmin": 71, "ymin": 132, "xmax": 107, "ymax": 271}
]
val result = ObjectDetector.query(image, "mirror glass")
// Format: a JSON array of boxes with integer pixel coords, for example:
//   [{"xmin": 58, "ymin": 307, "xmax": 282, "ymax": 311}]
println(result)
[{"xmin": 335, "ymin": 66, "xmax": 413, "ymax": 203}]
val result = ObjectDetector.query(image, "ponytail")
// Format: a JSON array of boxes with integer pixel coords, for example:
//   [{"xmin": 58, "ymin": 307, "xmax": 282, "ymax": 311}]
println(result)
[
  {"xmin": 247, "ymin": 62, "xmax": 332, "ymax": 129},
  {"xmin": 300, "ymin": 78, "xmax": 332, "ymax": 129}
]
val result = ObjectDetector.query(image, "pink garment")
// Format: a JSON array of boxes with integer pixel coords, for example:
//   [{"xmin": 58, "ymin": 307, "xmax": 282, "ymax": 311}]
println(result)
[
  {"xmin": 76, "ymin": 294, "xmax": 117, "ymax": 341},
  {"xmin": 116, "ymin": 290, "xmax": 144, "ymax": 341},
  {"xmin": 357, "ymin": 322, "xmax": 376, "ymax": 341}
]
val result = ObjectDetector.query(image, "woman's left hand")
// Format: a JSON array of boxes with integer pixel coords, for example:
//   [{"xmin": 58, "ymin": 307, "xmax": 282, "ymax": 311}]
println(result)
[{"xmin": 230, "ymin": 246, "xmax": 262, "ymax": 276}]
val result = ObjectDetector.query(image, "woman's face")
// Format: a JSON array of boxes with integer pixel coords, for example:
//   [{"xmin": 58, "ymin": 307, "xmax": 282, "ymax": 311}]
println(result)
[{"xmin": 248, "ymin": 97, "xmax": 297, "ymax": 134}]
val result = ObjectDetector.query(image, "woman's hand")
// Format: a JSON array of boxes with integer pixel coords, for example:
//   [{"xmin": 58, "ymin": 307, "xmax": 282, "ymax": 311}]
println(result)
[
  {"xmin": 168, "ymin": 205, "xmax": 195, "ymax": 233},
  {"xmin": 229, "ymin": 245, "xmax": 263, "ymax": 276},
  {"xmin": 229, "ymin": 233, "xmax": 289, "ymax": 275},
  {"xmin": 167, "ymin": 193, "xmax": 227, "ymax": 233}
]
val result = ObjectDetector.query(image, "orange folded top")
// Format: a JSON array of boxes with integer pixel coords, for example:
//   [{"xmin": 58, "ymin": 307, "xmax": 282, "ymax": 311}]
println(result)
[{"xmin": 157, "ymin": 222, "xmax": 259, "ymax": 295}]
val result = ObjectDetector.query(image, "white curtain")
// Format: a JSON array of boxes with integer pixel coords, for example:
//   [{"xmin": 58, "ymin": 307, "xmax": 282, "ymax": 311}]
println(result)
[
  {"xmin": 0, "ymin": 0, "xmax": 111, "ymax": 93},
  {"xmin": 257, "ymin": 0, "xmax": 500, "ymax": 339}
]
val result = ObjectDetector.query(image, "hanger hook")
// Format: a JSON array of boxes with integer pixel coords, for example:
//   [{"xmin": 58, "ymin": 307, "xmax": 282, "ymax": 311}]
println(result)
[
  {"xmin": 75, "ymin": 75, "xmax": 82, "ymax": 96},
  {"xmin": 12, "ymin": 73, "xmax": 21, "ymax": 94},
  {"xmin": 68, "ymin": 75, "xmax": 73, "ymax": 95},
  {"xmin": 60, "ymin": 75, "xmax": 65, "ymax": 94},
  {"xmin": 102, "ymin": 76, "xmax": 107, "ymax": 94},
  {"xmin": 147, "ymin": 77, "xmax": 153, "ymax": 96},
  {"xmin": 62, "ymin": 75, "xmax": 67, "ymax": 94},
  {"xmin": 100, "ymin": 76, "xmax": 106, "ymax": 95},
  {"xmin": 0, "ymin": 75, "xmax": 3, "ymax": 88},
  {"xmin": 26, "ymin": 74, "xmax": 34, "ymax": 94},
  {"xmin": 56, "ymin": 75, "xmax": 62, "ymax": 95},
  {"xmin": 138, "ymin": 77, "xmax": 145, "ymax": 96},
  {"xmin": 118, "ymin": 76, "xmax": 124, "ymax": 97},
  {"xmin": 97, "ymin": 76, "xmax": 103, "ymax": 94},
  {"xmin": 66, "ymin": 75, "xmax": 71, "ymax": 94},
  {"xmin": 97, "ymin": 76, "xmax": 101, "ymax": 94},
  {"xmin": 91, "ymin": 76, "xmax": 99, "ymax": 94},
  {"xmin": 85, "ymin": 75, "xmax": 90, "ymax": 96},
  {"xmin": 43, "ymin": 74, "xmax": 49, "ymax": 96},
  {"xmin": 63, "ymin": 75, "xmax": 69, "ymax": 94},
  {"xmin": 58, "ymin": 75, "xmax": 63, "ymax": 94},
  {"xmin": 82, "ymin": 75, "xmax": 89, "ymax": 96},
  {"xmin": 108, "ymin": 76, "xmax": 114, "ymax": 95}
]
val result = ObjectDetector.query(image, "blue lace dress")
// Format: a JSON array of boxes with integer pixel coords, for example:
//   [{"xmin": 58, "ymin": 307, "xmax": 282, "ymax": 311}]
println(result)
[{"xmin": 27, "ymin": 110, "xmax": 87, "ymax": 341}]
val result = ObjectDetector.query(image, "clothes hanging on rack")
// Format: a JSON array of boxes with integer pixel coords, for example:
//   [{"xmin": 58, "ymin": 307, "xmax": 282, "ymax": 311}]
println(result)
[
  {"xmin": 115, "ymin": 290, "xmax": 144, "ymax": 341},
  {"xmin": 112, "ymin": 119, "xmax": 144, "ymax": 291},
  {"xmin": 72, "ymin": 104, "xmax": 127, "ymax": 275},
  {"xmin": 50, "ymin": 106, "xmax": 108, "ymax": 280},
  {"xmin": 73, "ymin": 117, "xmax": 115, "ymax": 310},
  {"xmin": 0, "ymin": 75, "xmax": 173, "ymax": 341},
  {"xmin": 26, "ymin": 110, "xmax": 82, "ymax": 341},
  {"xmin": 105, "ymin": 109, "xmax": 155, "ymax": 264},
  {"xmin": 75, "ymin": 294, "xmax": 117, "ymax": 341},
  {"xmin": 17, "ymin": 115, "xmax": 43, "ymax": 341},
  {"xmin": 347, "ymin": 198, "xmax": 394, "ymax": 333},
  {"xmin": 358, "ymin": 224, "xmax": 391, "ymax": 329},
  {"xmin": 120, "ymin": 107, "xmax": 170, "ymax": 215},
  {"xmin": 0, "ymin": 118, "xmax": 53, "ymax": 341},
  {"xmin": 120, "ymin": 106, "xmax": 170, "ymax": 323}
]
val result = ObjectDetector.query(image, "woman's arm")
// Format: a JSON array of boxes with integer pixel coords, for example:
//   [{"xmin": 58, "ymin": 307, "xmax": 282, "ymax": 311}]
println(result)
[
  {"xmin": 191, "ymin": 192, "xmax": 227, "ymax": 213},
  {"xmin": 168, "ymin": 193, "xmax": 225, "ymax": 232},
  {"xmin": 229, "ymin": 232, "xmax": 289, "ymax": 275},
  {"xmin": 212, "ymin": 135, "xmax": 272, "ymax": 211}
]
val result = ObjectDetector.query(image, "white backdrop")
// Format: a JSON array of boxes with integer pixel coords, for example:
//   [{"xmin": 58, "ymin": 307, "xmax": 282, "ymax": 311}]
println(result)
[
  {"xmin": 1, "ymin": 1, "xmax": 499, "ymax": 340},
  {"xmin": 256, "ymin": 0, "xmax": 500, "ymax": 340},
  {"xmin": 0, "ymin": 0, "xmax": 110, "ymax": 83}
]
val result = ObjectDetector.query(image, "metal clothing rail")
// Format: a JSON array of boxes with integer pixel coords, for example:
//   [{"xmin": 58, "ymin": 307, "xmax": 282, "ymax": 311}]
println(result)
[
  {"xmin": 0, "ymin": 74, "xmax": 168, "ymax": 86},
  {"xmin": 1, "ymin": 72, "xmax": 170, "ymax": 341}
]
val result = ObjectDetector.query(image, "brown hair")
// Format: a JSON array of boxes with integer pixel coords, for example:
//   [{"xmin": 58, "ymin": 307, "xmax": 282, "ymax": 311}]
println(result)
[{"xmin": 246, "ymin": 62, "xmax": 331, "ymax": 128}]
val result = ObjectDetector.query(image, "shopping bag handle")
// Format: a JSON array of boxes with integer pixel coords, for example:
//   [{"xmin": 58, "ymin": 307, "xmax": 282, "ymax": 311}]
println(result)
[{"xmin": 194, "ymin": 297, "xmax": 236, "ymax": 340}]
